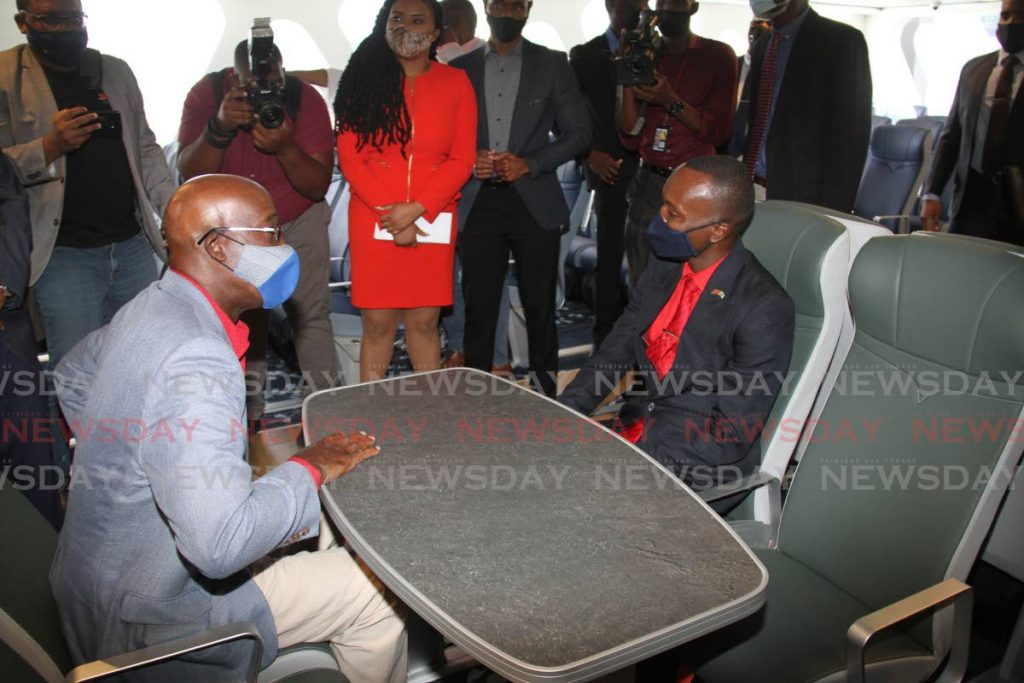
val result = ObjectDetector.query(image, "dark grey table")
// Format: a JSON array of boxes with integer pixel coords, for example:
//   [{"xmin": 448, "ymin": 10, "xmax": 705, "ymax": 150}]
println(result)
[{"xmin": 304, "ymin": 369, "xmax": 766, "ymax": 683}]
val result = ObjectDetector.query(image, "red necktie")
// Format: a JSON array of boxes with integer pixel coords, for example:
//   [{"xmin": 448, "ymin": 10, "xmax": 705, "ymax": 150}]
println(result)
[
  {"xmin": 744, "ymin": 32, "xmax": 781, "ymax": 179},
  {"xmin": 645, "ymin": 274, "xmax": 701, "ymax": 379},
  {"xmin": 982, "ymin": 54, "xmax": 1019, "ymax": 175}
]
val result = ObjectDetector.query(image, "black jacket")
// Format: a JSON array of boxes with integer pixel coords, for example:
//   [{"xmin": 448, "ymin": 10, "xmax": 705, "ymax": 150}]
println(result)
[
  {"xmin": 924, "ymin": 51, "xmax": 1024, "ymax": 220},
  {"xmin": 569, "ymin": 34, "xmax": 632, "ymax": 162},
  {"xmin": 738, "ymin": 10, "xmax": 872, "ymax": 213},
  {"xmin": 561, "ymin": 241, "xmax": 795, "ymax": 487}
]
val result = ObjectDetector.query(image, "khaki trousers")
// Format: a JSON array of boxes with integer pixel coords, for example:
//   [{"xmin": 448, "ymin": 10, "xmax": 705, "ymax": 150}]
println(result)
[{"xmin": 253, "ymin": 548, "xmax": 407, "ymax": 683}]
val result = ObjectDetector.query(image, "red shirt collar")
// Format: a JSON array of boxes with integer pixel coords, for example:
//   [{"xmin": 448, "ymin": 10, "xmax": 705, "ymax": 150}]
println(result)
[{"xmin": 171, "ymin": 270, "xmax": 250, "ymax": 367}]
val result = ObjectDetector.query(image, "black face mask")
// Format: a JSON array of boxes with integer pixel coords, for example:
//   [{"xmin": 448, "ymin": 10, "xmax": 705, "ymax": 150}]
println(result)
[
  {"xmin": 487, "ymin": 15, "xmax": 527, "ymax": 43},
  {"xmin": 996, "ymin": 23, "xmax": 1024, "ymax": 56},
  {"xmin": 658, "ymin": 11, "xmax": 691, "ymax": 39},
  {"xmin": 27, "ymin": 27, "xmax": 88, "ymax": 68}
]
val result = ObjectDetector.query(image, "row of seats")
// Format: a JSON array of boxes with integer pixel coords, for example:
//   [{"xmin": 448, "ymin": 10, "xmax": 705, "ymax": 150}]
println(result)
[{"xmin": 686, "ymin": 203, "xmax": 1024, "ymax": 682}]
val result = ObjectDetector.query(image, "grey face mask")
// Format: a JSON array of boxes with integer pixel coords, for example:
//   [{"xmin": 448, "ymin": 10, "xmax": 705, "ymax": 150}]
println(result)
[{"xmin": 386, "ymin": 26, "xmax": 433, "ymax": 58}]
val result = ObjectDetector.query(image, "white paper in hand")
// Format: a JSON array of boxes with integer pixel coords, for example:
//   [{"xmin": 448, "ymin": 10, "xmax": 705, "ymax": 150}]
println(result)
[{"xmin": 374, "ymin": 212, "xmax": 453, "ymax": 245}]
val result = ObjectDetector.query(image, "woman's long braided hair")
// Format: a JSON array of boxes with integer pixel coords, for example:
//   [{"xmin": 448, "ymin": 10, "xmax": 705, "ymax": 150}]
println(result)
[{"xmin": 334, "ymin": 0, "xmax": 444, "ymax": 155}]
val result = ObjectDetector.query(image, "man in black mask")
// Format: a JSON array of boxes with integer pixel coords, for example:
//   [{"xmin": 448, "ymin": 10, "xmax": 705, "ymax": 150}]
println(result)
[
  {"xmin": 920, "ymin": 0, "xmax": 1024, "ymax": 246},
  {"xmin": 0, "ymin": 0, "xmax": 174, "ymax": 368},
  {"xmin": 449, "ymin": 0, "xmax": 592, "ymax": 397},
  {"xmin": 560, "ymin": 156, "xmax": 794, "ymax": 515},
  {"xmin": 617, "ymin": 0, "xmax": 738, "ymax": 286}
]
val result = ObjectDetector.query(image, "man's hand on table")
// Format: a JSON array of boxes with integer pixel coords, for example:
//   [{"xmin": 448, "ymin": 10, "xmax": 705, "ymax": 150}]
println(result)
[{"xmin": 299, "ymin": 432, "xmax": 380, "ymax": 485}]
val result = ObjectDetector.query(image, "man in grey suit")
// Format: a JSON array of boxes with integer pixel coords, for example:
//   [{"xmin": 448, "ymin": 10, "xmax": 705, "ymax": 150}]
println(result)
[
  {"xmin": 450, "ymin": 0, "xmax": 592, "ymax": 397},
  {"xmin": 0, "ymin": 0, "xmax": 175, "ymax": 365},
  {"xmin": 51, "ymin": 176, "xmax": 406, "ymax": 682}
]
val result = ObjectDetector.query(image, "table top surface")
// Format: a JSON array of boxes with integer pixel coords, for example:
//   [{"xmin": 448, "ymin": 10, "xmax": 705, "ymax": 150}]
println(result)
[{"xmin": 305, "ymin": 369, "xmax": 766, "ymax": 683}]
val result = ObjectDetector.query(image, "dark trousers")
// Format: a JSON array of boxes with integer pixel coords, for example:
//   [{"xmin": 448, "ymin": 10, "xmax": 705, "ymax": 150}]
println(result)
[
  {"xmin": 590, "ymin": 158, "xmax": 637, "ymax": 349},
  {"xmin": 461, "ymin": 185, "xmax": 560, "ymax": 397},
  {"xmin": 951, "ymin": 169, "xmax": 1024, "ymax": 246}
]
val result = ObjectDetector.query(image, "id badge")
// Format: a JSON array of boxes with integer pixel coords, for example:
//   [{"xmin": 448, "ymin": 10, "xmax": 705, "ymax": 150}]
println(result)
[{"xmin": 652, "ymin": 126, "xmax": 670, "ymax": 153}]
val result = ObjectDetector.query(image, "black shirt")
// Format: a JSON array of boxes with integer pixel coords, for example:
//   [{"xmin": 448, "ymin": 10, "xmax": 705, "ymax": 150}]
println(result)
[{"xmin": 43, "ymin": 64, "xmax": 140, "ymax": 248}]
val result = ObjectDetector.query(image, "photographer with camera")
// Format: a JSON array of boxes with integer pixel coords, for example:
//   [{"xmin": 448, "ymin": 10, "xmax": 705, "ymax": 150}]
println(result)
[
  {"xmin": 617, "ymin": 0, "xmax": 737, "ymax": 285},
  {"xmin": 570, "ymin": 0, "xmax": 646, "ymax": 349},
  {"xmin": 178, "ymin": 29, "xmax": 339, "ymax": 423},
  {"xmin": 0, "ymin": 0, "xmax": 175, "ymax": 367}
]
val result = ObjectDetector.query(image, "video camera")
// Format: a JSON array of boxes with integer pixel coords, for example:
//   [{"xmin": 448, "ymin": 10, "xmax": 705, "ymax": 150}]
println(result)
[
  {"xmin": 245, "ymin": 17, "xmax": 287, "ymax": 129},
  {"xmin": 613, "ymin": 10, "xmax": 662, "ymax": 87}
]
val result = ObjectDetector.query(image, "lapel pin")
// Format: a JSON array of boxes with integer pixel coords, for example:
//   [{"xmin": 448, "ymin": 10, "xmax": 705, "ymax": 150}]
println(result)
[{"xmin": 711, "ymin": 289, "xmax": 726, "ymax": 300}]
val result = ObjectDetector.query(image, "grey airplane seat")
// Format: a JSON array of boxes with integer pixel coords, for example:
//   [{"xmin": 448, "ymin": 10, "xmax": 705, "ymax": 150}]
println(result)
[
  {"xmin": 0, "ymin": 484, "xmax": 349, "ymax": 683},
  {"xmin": 687, "ymin": 233, "xmax": 1024, "ymax": 682},
  {"xmin": 702, "ymin": 201, "xmax": 849, "ymax": 546}
]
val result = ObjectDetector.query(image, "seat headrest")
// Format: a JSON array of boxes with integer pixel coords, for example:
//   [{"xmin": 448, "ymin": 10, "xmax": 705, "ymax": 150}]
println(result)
[
  {"xmin": 743, "ymin": 201, "xmax": 847, "ymax": 318},
  {"xmin": 869, "ymin": 124, "xmax": 930, "ymax": 163},
  {"xmin": 849, "ymin": 234, "xmax": 1024, "ymax": 375}
]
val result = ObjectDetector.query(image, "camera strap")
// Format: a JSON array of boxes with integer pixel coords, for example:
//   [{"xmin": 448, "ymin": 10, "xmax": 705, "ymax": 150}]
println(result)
[{"xmin": 78, "ymin": 48, "xmax": 104, "ymax": 92}]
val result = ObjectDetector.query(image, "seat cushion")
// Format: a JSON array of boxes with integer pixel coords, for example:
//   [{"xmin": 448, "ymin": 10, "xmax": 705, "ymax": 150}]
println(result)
[
  {"xmin": 275, "ymin": 669, "xmax": 348, "ymax": 683},
  {"xmin": 689, "ymin": 549, "xmax": 933, "ymax": 683},
  {"xmin": 259, "ymin": 642, "xmax": 348, "ymax": 683}
]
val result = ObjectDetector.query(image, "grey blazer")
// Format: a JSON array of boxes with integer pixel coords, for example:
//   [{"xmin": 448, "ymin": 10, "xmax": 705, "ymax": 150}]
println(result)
[
  {"xmin": 51, "ymin": 272, "xmax": 321, "ymax": 681},
  {"xmin": 450, "ymin": 40, "xmax": 592, "ymax": 232},
  {"xmin": 0, "ymin": 45, "xmax": 175, "ymax": 285}
]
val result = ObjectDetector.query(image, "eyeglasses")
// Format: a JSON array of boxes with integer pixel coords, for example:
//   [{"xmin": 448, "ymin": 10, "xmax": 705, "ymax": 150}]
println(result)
[
  {"xmin": 20, "ymin": 11, "xmax": 87, "ymax": 29},
  {"xmin": 197, "ymin": 226, "xmax": 284, "ymax": 245}
]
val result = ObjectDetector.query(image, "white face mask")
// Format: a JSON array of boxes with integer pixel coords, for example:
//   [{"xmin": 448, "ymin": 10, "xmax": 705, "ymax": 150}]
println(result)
[
  {"xmin": 386, "ymin": 26, "xmax": 434, "ymax": 58},
  {"xmin": 749, "ymin": 0, "xmax": 790, "ymax": 20}
]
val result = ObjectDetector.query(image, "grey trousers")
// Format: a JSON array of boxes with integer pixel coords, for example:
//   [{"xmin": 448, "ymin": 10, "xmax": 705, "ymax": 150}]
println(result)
[
  {"xmin": 245, "ymin": 201, "xmax": 340, "ymax": 418},
  {"xmin": 624, "ymin": 169, "xmax": 667, "ymax": 288}
]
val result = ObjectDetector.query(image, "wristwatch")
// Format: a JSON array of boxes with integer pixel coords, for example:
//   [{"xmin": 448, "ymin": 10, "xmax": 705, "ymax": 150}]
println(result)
[{"xmin": 668, "ymin": 100, "xmax": 686, "ymax": 118}]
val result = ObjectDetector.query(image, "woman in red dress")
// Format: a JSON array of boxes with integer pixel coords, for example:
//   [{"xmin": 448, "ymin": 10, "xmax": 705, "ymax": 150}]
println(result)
[{"xmin": 335, "ymin": 0, "xmax": 477, "ymax": 382}]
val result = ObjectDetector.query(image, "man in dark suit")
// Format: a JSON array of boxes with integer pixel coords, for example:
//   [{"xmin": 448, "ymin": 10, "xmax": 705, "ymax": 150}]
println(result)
[
  {"xmin": 737, "ymin": 0, "xmax": 872, "ymax": 213},
  {"xmin": 450, "ymin": 0, "xmax": 592, "ymax": 397},
  {"xmin": 561, "ymin": 156, "xmax": 794, "ymax": 504},
  {"xmin": 920, "ymin": 0, "xmax": 1024, "ymax": 246},
  {"xmin": 570, "ymin": 0, "xmax": 646, "ymax": 348},
  {"xmin": 0, "ymin": 151, "xmax": 62, "ymax": 528}
]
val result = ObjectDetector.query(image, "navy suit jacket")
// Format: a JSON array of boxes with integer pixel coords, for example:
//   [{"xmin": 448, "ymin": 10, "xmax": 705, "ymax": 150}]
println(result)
[
  {"xmin": 738, "ymin": 10, "xmax": 872, "ymax": 213},
  {"xmin": 0, "ymin": 150, "xmax": 36, "ymax": 362},
  {"xmin": 924, "ymin": 51, "xmax": 1024, "ymax": 220},
  {"xmin": 561, "ymin": 241, "xmax": 795, "ymax": 487},
  {"xmin": 450, "ymin": 39, "xmax": 592, "ymax": 232}
]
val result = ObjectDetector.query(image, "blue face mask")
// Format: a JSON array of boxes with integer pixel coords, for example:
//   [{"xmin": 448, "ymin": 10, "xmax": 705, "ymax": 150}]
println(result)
[
  {"xmin": 645, "ymin": 213, "xmax": 720, "ymax": 262},
  {"xmin": 232, "ymin": 244, "xmax": 300, "ymax": 309}
]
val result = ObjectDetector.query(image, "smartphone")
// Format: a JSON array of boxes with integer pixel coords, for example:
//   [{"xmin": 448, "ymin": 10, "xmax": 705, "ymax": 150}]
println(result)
[{"xmin": 92, "ymin": 110, "xmax": 123, "ymax": 139}]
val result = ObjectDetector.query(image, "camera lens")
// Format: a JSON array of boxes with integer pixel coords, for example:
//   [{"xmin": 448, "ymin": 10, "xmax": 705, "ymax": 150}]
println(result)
[{"xmin": 259, "ymin": 103, "xmax": 285, "ymax": 129}]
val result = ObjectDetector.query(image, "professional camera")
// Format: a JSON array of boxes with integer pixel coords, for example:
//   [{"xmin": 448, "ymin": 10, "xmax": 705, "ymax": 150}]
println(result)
[
  {"xmin": 613, "ymin": 10, "xmax": 661, "ymax": 87},
  {"xmin": 245, "ymin": 17, "xmax": 287, "ymax": 129}
]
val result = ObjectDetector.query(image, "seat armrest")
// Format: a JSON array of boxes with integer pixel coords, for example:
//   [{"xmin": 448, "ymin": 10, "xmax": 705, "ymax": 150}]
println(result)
[
  {"xmin": 846, "ymin": 578, "xmax": 972, "ymax": 683},
  {"xmin": 66, "ymin": 622, "xmax": 264, "ymax": 683},
  {"xmin": 698, "ymin": 471, "xmax": 777, "ymax": 503}
]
